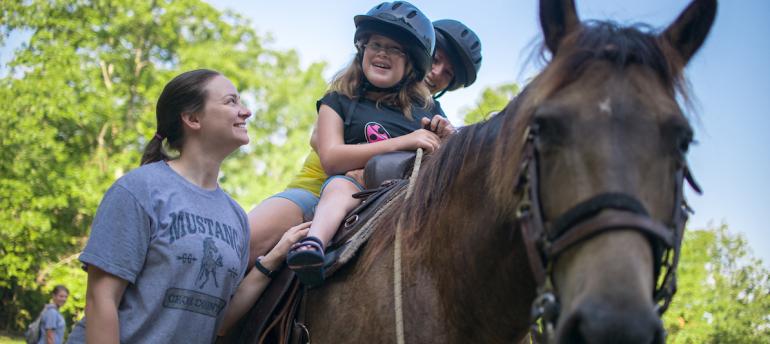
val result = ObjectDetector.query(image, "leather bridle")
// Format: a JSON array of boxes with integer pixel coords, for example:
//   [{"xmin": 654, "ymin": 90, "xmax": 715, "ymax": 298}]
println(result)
[{"xmin": 513, "ymin": 123, "xmax": 702, "ymax": 342}]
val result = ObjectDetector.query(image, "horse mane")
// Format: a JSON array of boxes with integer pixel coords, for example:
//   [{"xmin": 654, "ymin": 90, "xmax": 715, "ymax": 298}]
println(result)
[{"xmin": 360, "ymin": 19, "xmax": 693, "ymax": 270}]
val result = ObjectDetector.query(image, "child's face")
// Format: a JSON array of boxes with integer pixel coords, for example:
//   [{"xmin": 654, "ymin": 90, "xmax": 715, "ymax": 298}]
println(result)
[
  {"xmin": 424, "ymin": 47, "xmax": 455, "ymax": 94},
  {"xmin": 361, "ymin": 34, "xmax": 407, "ymax": 88}
]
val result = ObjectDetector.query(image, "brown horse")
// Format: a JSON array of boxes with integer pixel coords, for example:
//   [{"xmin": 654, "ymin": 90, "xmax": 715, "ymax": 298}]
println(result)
[{"xmin": 301, "ymin": 0, "xmax": 716, "ymax": 343}]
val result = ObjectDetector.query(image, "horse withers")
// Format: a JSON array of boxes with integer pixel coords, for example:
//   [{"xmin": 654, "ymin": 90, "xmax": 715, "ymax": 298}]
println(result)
[{"xmin": 294, "ymin": 0, "xmax": 717, "ymax": 343}]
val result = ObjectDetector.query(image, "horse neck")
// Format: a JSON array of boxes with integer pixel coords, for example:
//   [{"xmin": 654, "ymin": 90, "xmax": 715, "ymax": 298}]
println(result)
[{"xmin": 402, "ymin": 145, "xmax": 535, "ymax": 342}]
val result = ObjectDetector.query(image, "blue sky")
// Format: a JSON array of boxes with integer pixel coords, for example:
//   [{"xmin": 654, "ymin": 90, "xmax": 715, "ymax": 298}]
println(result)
[
  {"xmin": 206, "ymin": 0, "xmax": 769, "ymax": 263},
  {"xmin": 3, "ymin": 1, "xmax": 767, "ymax": 263}
]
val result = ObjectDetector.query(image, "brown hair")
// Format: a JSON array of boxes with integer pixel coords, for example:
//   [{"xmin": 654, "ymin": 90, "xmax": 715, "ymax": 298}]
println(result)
[
  {"xmin": 140, "ymin": 69, "xmax": 221, "ymax": 165},
  {"xmin": 52, "ymin": 285, "xmax": 69, "ymax": 296}
]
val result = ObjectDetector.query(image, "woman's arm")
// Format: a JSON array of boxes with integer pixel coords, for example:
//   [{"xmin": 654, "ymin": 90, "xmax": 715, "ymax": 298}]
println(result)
[
  {"xmin": 218, "ymin": 222, "xmax": 311, "ymax": 336},
  {"xmin": 85, "ymin": 266, "xmax": 128, "ymax": 344},
  {"xmin": 46, "ymin": 329, "xmax": 55, "ymax": 344},
  {"xmin": 316, "ymin": 104, "xmax": 440, "ymax": 175}
]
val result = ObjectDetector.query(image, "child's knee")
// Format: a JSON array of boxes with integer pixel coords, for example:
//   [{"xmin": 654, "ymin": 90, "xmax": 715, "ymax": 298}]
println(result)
[{"xmin": 325, "ymin": 177, "xmax": 360, "ymax": 193}]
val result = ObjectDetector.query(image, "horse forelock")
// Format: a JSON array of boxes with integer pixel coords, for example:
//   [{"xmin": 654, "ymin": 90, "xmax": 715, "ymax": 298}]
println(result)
[{"xmin": 537, "ymin": 20, "xmax": 692, "ymax": 110}]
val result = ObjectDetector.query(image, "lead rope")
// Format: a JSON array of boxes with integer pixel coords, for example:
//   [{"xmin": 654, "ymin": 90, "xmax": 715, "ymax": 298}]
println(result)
[{"xmin": 394, "ymin": 148, "xmax": 423, "ymax": 344}]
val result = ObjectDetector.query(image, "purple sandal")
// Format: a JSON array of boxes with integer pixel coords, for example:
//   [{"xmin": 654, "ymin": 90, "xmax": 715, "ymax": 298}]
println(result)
[{"xmin": 286, "ymin": 236, "xmax": 325, "ymax": 286}]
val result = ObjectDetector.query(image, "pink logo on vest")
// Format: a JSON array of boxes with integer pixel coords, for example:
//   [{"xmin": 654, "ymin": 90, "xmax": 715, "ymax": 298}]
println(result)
[{"xmin": 364, "ymin": 122, "xmax": 391, "ymax": 143}]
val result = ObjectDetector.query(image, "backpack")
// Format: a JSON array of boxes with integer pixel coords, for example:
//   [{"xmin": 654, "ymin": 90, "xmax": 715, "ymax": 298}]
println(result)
[{"xmin": 24, "ymin": 305, "xmax": 52, "ymax": 344}]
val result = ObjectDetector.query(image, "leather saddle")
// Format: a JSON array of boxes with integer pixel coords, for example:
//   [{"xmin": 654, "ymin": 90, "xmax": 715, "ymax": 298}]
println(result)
[{"xmin": 223, "ymin": 151, "xmax": 416, "ymax": 344}]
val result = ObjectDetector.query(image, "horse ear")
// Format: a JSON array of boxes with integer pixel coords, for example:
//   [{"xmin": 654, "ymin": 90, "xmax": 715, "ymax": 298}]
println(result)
[
  {"xmin": 540, "ymin": 0, "xmax": 580, "ymax": 54},
  {"xmin": 661, "ymin": 0, "xmax": 717, "ymax": 65}
]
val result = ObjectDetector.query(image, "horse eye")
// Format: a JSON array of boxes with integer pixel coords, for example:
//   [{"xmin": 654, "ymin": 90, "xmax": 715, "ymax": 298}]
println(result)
[
  {"xmin": 533, "ymin": 114, "xmax": 566, "ymax": 144},
  {"xmin": 672, "ymin": 123, "xmax": 693, "ymax": 155}
]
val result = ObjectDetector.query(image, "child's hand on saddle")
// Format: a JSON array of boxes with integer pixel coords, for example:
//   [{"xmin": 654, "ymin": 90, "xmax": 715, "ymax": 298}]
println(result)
[
  {"xmin": 264, "ymin": 222, "xmax": 311, "ymax": 266},
  {"xmin": 396, "ymin": 128, "xmax": 440, "ymax": 153},
  {"xmin": 421, "ymin": 115, "xmax": 456, "ymax": 139},
  {"xmin": 345, "ymin": 169, "xmax": 365, "ymax": 187}
]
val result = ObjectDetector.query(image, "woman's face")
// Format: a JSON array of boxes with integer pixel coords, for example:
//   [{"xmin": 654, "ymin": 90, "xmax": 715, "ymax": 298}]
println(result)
[
  {"xmin": 361, "ymin": 34, "xmax": 407, "ymax": 89},
  {"xmin": 53, "ymin": 291, "xmax": 68, "ymax": 308},
  {"xmin": 424, "ymin": 47, "xmax": 455, "ymax": 94},
  {"xmin": 198, "ymin": 75, "xmax": 252, "ymax": 149}
]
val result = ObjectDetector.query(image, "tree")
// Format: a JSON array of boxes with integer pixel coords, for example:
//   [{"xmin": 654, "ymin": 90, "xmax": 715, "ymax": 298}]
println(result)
[
  {"xmin": 664, "ymin": 224, "xmax": 770, "ymax": 343},
  {"xmin": 461, "ymin": 82, "xmax": 520, "ymax": 124},
  {"xmin": 0, "ymin": 0, "xmax": 325, "ymax": 331}
]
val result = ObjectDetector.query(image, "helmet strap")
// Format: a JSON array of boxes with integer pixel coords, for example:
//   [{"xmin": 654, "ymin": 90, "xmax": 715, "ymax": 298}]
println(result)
[{"xmin": 433, "ymin": 88, "xmax": 449, "ymax": 99}]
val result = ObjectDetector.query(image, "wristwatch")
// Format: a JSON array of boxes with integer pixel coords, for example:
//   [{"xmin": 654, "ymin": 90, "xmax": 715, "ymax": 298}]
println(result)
[{"xmin": 254, "ymin": 256, "xmax": 277, "ymax": 279}]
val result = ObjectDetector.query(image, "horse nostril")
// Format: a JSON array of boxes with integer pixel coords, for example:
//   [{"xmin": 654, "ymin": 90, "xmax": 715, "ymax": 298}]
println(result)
[{"xmin": 558, "ymin": 301, "xmax": 663, "ymax": 344}]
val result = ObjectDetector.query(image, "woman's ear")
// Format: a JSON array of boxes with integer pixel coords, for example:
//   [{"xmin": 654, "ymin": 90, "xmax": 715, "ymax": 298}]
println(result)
[{"xmin": 180, "ymin": 111, "xmax": 202, "ymax": 131}]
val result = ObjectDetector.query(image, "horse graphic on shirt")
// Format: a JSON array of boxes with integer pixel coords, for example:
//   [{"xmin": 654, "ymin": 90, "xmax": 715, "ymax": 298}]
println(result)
[{"xmin": 196, "ymin": 237, "xmax": 223, "ymax": 289}]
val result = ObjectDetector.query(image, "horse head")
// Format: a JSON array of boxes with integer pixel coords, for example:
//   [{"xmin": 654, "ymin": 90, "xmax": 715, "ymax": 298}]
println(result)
[{"xmin": 521, "ymin": 0, "xmax": 716, "ymax": 342}]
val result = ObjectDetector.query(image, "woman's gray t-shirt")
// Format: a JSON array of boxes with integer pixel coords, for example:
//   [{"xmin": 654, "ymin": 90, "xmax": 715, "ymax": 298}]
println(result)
[{"xmin": 67, "ymin": 161, "xmax": 249, "ymax": 344}]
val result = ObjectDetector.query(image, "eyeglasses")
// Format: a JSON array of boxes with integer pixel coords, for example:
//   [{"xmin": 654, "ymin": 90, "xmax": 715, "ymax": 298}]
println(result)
[{"xmin": 360, "ymin": 42, "xmax": 406, "ymax": 58}]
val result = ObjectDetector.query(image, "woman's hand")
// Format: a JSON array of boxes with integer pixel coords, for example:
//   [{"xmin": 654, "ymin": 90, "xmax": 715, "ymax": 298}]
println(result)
[
  {"xmin": 421, "ymin": 115, "xmax": 456, "ymax": 139},
  {"xmin": 395, "ymin": 129, "xmax": 441, "ymax": 153},
  {"xmin": 218, "ymin": 222, "xmax": 310, "ymax": 337},
  {"xmin": 261, "ymin": 222, "xmax": 311, "ymax": 270}
]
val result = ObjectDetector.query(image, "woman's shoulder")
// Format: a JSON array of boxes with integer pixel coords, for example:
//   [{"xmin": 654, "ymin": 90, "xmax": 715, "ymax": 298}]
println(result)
[
  {"xmin": 105, "ymin": 161, "xmax": 173, "ymax": 203},
  {"xmin": 117, "ymin": 161, "xmax": 169, "ymax": 186}
]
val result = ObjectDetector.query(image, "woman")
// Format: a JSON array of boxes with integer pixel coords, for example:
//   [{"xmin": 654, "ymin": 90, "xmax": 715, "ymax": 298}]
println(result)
[
  {"xmin": 37, "ymin": 285, "xmax": 68, "ymax": 344},
  {"xmin": 67, "ymin": 69, "xmax": 307, "ymax": 343}
]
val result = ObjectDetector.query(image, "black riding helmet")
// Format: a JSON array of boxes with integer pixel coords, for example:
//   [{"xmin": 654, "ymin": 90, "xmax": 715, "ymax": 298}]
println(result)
[
  {"xmin": 354, "ymin": 1, "xmax": 435, "ymax": 80},
  {"xmin": 433, "ymin": 19, "xmax": 482, "ymax": 91}
]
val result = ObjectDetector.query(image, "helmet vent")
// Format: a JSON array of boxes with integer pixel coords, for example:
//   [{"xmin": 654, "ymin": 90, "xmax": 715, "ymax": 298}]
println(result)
[
  {"xmin": 471, "ymin": 41, "xmax": 480, "ymax": 49},
  {"xmin": 376, "ymin": 3, "xmax": 384, "ymax": 9},
  {"xmin": 474, "ymin": 57, "xmax": 482, "ymax": 64},
  {"xmin": 392, "ymin": 2, "xmax": 403, "ymax": 10},
  {"xmin": 407, "ymin": 10, "xmax": 417, "ymax": 18},
  {"xmin": 461, "ymin": 29, "xmax": 469, "ymax": 37}
]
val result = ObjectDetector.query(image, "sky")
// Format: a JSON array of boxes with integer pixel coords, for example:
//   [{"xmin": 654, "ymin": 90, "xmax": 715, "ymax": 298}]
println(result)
[{"xmin": 2, "ymin": 1, "xmax": 768, "ymax": 263}]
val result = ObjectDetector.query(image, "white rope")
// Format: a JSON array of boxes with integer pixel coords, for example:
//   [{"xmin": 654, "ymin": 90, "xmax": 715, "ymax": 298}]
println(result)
[
  {"xmin": 405, "ymin": 148, "xmax": 423, "ymax": 199},
  {"xmin": 394, "ymin": 148, "xmax": 423, "ymax": 344},
  {"xmin": 337, "ymin": 186, "xmax": 405, "ymax": 263},
  {"xmin": 394, "ymin": 219, "xmax": 405, "ymax": 344}
]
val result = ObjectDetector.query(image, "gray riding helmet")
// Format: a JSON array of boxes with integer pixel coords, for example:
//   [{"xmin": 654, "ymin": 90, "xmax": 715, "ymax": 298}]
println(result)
[
  {"xmin": 354, "ymin": 1, "xmax": 435, "ymax": 80},
  {"xmin": 433, "ymin": 19, "xmax": 482, "ymax": 90}
]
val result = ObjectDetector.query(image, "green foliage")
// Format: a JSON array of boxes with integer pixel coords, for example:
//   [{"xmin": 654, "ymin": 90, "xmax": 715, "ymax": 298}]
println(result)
[
  {"xmin": 0, "ymin": 0, "xmax": 325, "ymax": 331},
  {"xmin": 461, "ymin": 83, "xmax": 520, "ymax": 124},
  {"xmin": 664, "ymin": 224, "xmax": 770, "ymax": 343}
]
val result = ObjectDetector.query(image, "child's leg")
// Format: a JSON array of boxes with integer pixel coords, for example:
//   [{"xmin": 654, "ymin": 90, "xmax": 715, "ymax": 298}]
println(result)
[
  {"xmin": 288, "ymin": 176, "xmax": 363, "ymax": 285},
  {"xmin": 246, "ymin": 188, "xmax": 316, "ymax": 266},
  {"xmin": 308, "ymin": 177, "xmax": 363, "ymax": 246}
]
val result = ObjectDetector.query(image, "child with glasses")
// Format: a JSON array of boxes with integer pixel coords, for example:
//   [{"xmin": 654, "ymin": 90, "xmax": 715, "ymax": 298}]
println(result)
[{"xmin": 285, "ymin": 1, "xmax": 454, "ymax": 286}]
